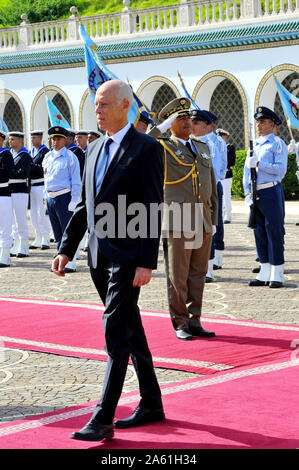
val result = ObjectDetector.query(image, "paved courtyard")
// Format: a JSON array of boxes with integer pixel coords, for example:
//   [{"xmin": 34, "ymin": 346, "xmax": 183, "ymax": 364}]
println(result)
[{"xmin": 0, "ymin": 200, "xmax": 298, "ymax": 426}]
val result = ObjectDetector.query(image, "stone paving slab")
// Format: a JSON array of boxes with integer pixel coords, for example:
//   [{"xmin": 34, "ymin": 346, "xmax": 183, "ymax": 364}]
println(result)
[{"xmin": 0, "ymin": 201, "xmax": 298, "ymax": 426}]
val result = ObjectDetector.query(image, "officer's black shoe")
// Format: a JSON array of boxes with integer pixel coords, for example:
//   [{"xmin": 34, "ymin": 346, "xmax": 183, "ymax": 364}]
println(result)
[
  {"xmin": 205, "ymin": 276, "xmax": 214, "ymax": 283},
  {"xmin": 189, "ymin": 325, "xmax": 215, "ymax": 338},
  {"xmin": 296, "ymin": 222, "xmax": 299, "ymax": 226},
  {"xmin": 248, "ymin": 279, "xmax": 269, "ymax": 286},
  {"xmin": 29, "ymin": 245, "xmax": 39, "ymax": 249},
  {"xmin": 70, "ymin": 419, "xmax": 114, "ymax": 441},
  {"xmin": 41, "ymin": 245, "xmax": 50, "ymax": 250},
  {"xmin": 223, "ymin": 220, "xmax": 231, "ymax": 224},
  {"xmin": 16, "ymin": 253, "xmax": 29, "ymax": 258},
  {"xmin": 175, "ymin": 328, "xmax": 193, "ymax": 341},
  {"xmin": 252, "ymin": 266, "xmax": 261, "ymax": 273},
  {"xmin": 114, "ymin": 406, "xmax": 165, "ymax": 429},
  {"xmin": 269, "ymin": 281, "xmax": 283, "ymax": 288},
  {"xmin": 64, "ymin": 267, "xmax": 76, "ymax": 273}
]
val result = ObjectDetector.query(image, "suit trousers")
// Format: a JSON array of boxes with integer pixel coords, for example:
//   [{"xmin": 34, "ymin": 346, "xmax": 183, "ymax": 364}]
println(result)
[
  {"xmin": 163, "ymin": 230, "xmax": 212, "ymax": 330},
  {"xmin": 210, "ymin": 181, "xmax": 224, "ymax": 259},
  {"xmin": 253, "ymin": 183, "xmax": 285, "ymax": 266},
  {"xmin": 90, "ymin": 255, "xmax": 162, "ymax": 424}
]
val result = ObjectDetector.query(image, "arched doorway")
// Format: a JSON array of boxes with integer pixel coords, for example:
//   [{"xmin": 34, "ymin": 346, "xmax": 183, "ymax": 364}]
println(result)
[
  {"xmin": 137, "ymin": 77, "xmax": 179, "ymax": 122},
  {"xmin": 31, "ymin": 86, "xmax": 74, "ymax": 133}
]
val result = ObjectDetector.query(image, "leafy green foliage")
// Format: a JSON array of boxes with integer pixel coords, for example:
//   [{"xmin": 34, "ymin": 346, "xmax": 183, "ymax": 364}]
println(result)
[
  {"xmin": 231, "ymin": 151, "xmax": 299, "ymax": 200},
  {"xmin": 0, "ymin": 0, "xmax": 75, "ymax": 26}
]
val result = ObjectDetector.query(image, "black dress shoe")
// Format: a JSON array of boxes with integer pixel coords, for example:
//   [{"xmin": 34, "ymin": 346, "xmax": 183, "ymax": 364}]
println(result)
[
  {"xmin": 16, "ymin": 253, "xmax": 29, "ymax": 258},
  {"xmin": 175, "ymin": 328, "xmax": 193, "ymax": 340},
  {"xmin": 252, "ymin": 266, "xmax": 261, "ymax": 273},
  {"xmin": 223, "ymin": 220, "xmax": 231, "ymax": 224},
  {"xmin": 269, "ymin": 281, "xmax": 283, "ymax": 288},
  {"xmin": 213, "ymin": 264, "xmax": 222, "ymax": 270},
  {"xmin": 248, "ymin": 279, "xmax": 269, "ymax": 286},
  {"xmin": 205, "ymin": 276, "xmax": 214, "ymax": 283},
  {"xmin": 64, "ymin": 267, "xmax": 76, "ymax": 273},
  {"xmin": 114, "ymin": 406, "xmax": 165, "ymax": 429},
  {"xmin": 41, "ymin": 245, "xmax": 50, "ymax": 250},
  {"xmin": 70, "ymin": 419, "xmax": 114, "ymax": 441},
  {"xmin": 29, "ymin": 245, "xmax": 39, "ymax": 249},
  {"xmin": 189, "ymin": 325, "xmax": 215, "ymax": 338}
]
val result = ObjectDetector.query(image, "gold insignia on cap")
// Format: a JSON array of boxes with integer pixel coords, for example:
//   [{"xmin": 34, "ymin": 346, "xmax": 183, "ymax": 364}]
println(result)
[
  {"xmin": 180, "ymin": 99, "xmax": 186, "ymax": 105},
  {"xmin": 192, "ymin": 110, "xmax": 197, "ymax": 115},
  {"xmin": 55, "ymin": 127, "xmax": 59, "ymax": 131},
  {"xmin": 258, "ymin": 107, "xmax": 262, "ymax": 113}
]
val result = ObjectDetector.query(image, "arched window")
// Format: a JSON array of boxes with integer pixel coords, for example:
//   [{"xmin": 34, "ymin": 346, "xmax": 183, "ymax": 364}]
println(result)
[
  {"xmin": 3, "ymin": 96, "xmax": 23, "ymax": 132},
  {"xmin": 210, "ymin": 79, "xmax": 245, "ymax": 150},
  {"xmin": 274, "ymin": 72, "xmax": 299, "ymax": 143}
]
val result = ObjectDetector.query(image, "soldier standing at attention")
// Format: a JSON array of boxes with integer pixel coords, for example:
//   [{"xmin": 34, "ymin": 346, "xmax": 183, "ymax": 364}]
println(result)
[
  {"xmin": 8, "ymin": 131, "xmax": 32, "ymax": 258},
  {"xmin": 149, "ymin": 99, "xmax": 218, "ymax": 341},
  {"xmin": 29, "ymin": 130, "xmax": 51, "ymax": 250},
  {"xmin": 0, "ymin": 131, "xmax": 14, "ymax": 267},
  {"xmin": 243, "ymin": 106, "xmax": 288, "ymax": 288}
]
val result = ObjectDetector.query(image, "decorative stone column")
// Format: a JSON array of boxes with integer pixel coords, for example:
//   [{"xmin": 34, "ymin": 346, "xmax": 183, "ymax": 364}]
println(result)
[
  {"xmin": 242, "ymin": 0, "xmax": 260, "ymax": 19},
  {"xmin": 120, "ymin": 0, "xmax": 134, "ymax": 35},
  {"xmin": 179, "ymin": 0, "xmax": 192, "ymax": 28},
  {"xmin": 18, "ymin": 14, "xmax": 30, "ymax": 49},
  {"xmin": 68, "ymin": 6, "xmax": 79, "ymax": 42}
]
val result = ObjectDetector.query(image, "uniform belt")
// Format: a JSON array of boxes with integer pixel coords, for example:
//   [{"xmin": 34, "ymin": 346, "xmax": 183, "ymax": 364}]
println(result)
[
  {"xmin": 9, "ymin": 179, "xmax": 27, "ymax": 184},
  {"xmin": 31, "ymin": 178, "xmax": 44, "ymax": 185},
  {"xmin": 256, "ymin": 181, "xmax": 278, "ymax": 191},
  {"xmin": 47, "ymin": 188, "xmax": 71, "ymax": 198},
  {"xmin": 0, "ymin": 182, "xmax": 9, "ymax": 188}
]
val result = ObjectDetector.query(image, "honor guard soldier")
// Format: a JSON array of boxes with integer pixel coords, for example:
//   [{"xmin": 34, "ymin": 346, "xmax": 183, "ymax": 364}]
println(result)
[
  {"xmin": 88, "ymin": 130, "xmax": 101, "ymax": 144},
  {"xmin": 75, "ymin": 130, "xmax": 89, "ymax": 153},
  {"xmin": 149, "ymin": 98, "xmax": 218, "ymax": 341},
  {"xmin": 287, "ymin": 138, "xmax": 299, "ymax": 226},
  {"xmin": 43, "ymin": 126, "xmax": 81, "ymax": 272},
  {"xmin": 0, "ymin": 131, "xmax": 14, "ymax": 267},
  {"xmin": 8, "ymin": 131, "xmax": 32, "ymax": 258},
  {"xmin": 135, "ymin": 111, "xmax": 154, "ymax": 133},
  {"xmin": 243, "ymin": 106, "xmax": 288, "ymax": 288},
  {"xmin": 29, "ymin": 130, "xmax": 51, "ymax": 250},
  {"xmin": 216, "ymin": 128, "xmax": 236, "ymax": 224},
  {"xmin": 66, "ymin": 129, "xmax": 86, "ymax": 178},
  {"xmin": 191, "ymin": 110, "xmax": 227, "ymax": 278}
]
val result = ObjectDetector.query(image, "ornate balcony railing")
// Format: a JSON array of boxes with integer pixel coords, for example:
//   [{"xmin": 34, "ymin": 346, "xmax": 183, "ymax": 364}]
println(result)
[{"xmin": 0, "ymin": 0, "xmax": 297, "ymax": 52}]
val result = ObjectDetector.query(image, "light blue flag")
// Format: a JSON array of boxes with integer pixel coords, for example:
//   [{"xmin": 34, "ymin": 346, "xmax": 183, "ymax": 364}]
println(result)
[
  {"xmin": 45, "ymin": 93, "xmax": 70, "ymax": 128},
  {"xmin": 79, "ymin": 23, "xmax": 139, "ymax": 125},
  {"xmin": 274, "ymin": 76, "xmax": 299, "ymax": 130},
  {"xmin": 0, "ymin": 117, "xmax": 8, "ymax": 133},
  {"xmin": 178, "ymin": 72, "xmax": 200, "ymax": 110}
]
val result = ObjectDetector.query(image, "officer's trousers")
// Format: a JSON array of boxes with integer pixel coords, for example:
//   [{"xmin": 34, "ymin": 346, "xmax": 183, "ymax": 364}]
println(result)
[
  {"xmin": 210, "ymin": 181, "xmax": 224, "ymax": 260},
  {"xmin": 254, "ymin": 183, "xmax": 285, "ymax": 266},
  {"xmin": 0, "ymin": 196, "xmax": 13, "ymax": 248},
  {"xmin": 163, "ymin": 230, "xmax": 212, "ymax": 329},
  {"xmin": 30, "ymin": 186, "xmax": 51, "ymax": 241},
  {"xmin": 11, "ymin": 193, "xmax": 29, "ymax": 242},
  {"xmin": 47, "ymin": 192, "xmax": 72, "ymax": 250}
]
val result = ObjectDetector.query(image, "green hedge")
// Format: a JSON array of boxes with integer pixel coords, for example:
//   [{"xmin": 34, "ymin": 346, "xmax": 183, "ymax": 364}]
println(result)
[{"xmin": 231, "ymin": 151, "xmax": 299, "ymax": 200}]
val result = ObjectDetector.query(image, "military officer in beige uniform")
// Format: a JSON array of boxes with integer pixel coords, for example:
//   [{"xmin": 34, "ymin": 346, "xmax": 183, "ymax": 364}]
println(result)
[{"xmin": 149, "ymin": 98, "xmax": 218, "ymax": 340}]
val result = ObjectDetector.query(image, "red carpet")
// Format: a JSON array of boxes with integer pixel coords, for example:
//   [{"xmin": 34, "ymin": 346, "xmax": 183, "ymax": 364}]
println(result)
[
  {"xmin": 0, "ymin": 359, "xmax": 298, "ymax": 449},
  {"xmin": 1, "ymin": 297, "xmax": 299, "ymax": 374}
]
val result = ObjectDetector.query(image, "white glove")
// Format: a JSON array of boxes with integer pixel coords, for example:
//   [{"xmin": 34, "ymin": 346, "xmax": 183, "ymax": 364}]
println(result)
[
  {"xmin": 245, "ymin": 194, "xmax": 253, "ymax": 207},
  {"xmin": 157, "ymin": 112, "xmax": 179, "ymax": 133},
  {"xmin": 212, "ymin": 225, "xmax": 217, "ymax": 236},
  {"xmin": 288, "ymin": 139, "xmax": 296, "ymax": 153},
  {"xmin": 68, "ymin": 201, "xmax": 77, "ymax": 212},
  {"xmin": 245, "ymin": 150, "xmax": 258, "ymax": 168}
]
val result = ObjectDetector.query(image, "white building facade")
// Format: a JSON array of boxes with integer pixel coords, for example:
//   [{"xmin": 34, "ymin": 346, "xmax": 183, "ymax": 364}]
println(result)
[{"xmin": 0, "ymin": 0, "xmax": 298, "ymax": 149}]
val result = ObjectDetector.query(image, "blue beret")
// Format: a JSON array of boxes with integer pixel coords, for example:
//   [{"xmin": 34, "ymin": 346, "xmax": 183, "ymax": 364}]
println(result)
[
  {"xmin": 190, "ymin": 109, "xmax": 212, "ymax": 124},
  {"xmin": 48, "ymin": 126, "xmax": 69, "ymax": 138},
  {"xmin": 254, "ymin": 106, "xmax": 281, "ymax": 125}
]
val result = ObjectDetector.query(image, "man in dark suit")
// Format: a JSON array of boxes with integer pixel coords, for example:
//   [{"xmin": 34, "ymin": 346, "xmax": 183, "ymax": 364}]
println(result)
[{"xmin": 52, "ymin": 79, "xmax": 165, "ymax": 442}]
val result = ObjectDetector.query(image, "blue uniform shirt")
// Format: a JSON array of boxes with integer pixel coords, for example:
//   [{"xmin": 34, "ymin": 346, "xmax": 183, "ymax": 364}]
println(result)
[
  {"xmin": 42, "ymin": 147, "xmax": 81, "ymax": 203},
  {"xmin": 201, "ymin": 132, "xmax": 227, "ymax": 183},
  {"xmin": 243, "ymin": 133, "xmax": 288, "ymax": 196}
]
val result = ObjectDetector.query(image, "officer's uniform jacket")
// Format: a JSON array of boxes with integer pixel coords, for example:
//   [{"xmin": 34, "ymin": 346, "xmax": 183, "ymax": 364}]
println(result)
[
  {"xmin": 10, "ymin": 147, "xmax": 32, "ymax": 194},
  {"xmin": 149, "ymin": 127, "xmax": 218, "ymax": 233},
  {"xmin": 30, "ymin": 145, "xmax": 49, "ymax": 187},
  {"xmin": 0, "ymin": 147, "xmax": 14, "ymax": 197}
]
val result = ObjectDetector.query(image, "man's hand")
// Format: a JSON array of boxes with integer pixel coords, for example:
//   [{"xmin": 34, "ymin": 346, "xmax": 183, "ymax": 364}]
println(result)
[
  {"xmin": 133, "ymin": 267, "xmax": 152, "ymax": 287},
  {"xmin": 52, "ymin": 254, "xmax": 70, "ymax": 277},
  {"xmin": 156, "ymin": 112, "xmax": 179, "ymax": 134},
  {"xmin": 245, "ymin": 149, "xmax": 258, "ymax": 168}
]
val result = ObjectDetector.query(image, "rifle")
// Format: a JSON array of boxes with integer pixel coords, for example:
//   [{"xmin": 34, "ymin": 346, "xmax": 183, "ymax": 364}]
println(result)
[{"xmin": 248, "ymin": 123, "xmax": 258, "ymax": 229}]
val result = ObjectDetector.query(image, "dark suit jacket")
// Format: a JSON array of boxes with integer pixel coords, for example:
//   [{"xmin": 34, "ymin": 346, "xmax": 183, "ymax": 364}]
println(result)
[{"xmin": 59, "ymin": 124, "xmax": 164, "ymax": 269}]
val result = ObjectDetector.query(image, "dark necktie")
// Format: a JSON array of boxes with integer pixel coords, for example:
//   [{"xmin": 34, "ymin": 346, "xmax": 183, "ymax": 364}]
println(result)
[
  {"xmin": 95, "ymin": 138, "xmax": 113, "ymax": 194},
  {"xmin": 185, "ymin": 141, "xmax": 197, "ymax": 158}
]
